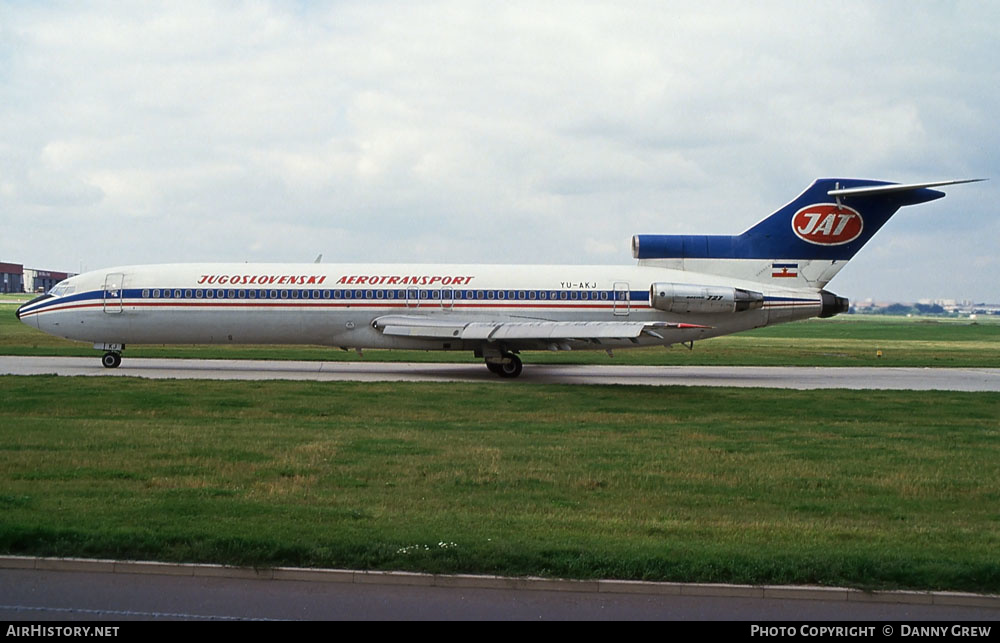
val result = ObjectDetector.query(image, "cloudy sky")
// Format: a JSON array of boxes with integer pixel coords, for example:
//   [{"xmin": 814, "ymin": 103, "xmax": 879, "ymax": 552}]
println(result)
[{"xmin": 1, "ymin": 1, "xmax": 996, "ymax": 302}]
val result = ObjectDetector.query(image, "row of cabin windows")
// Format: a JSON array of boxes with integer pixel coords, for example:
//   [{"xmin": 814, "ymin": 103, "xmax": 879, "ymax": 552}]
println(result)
[{"xmin": 137, "ymin": 288, "xmax": 630, "ymax": 301}]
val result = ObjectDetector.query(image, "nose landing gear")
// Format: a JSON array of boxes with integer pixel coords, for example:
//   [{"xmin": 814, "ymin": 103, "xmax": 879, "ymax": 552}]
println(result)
[
  {"xmin": 101, "ymin": 352, "xmax": 122, "ymax": 369},
  {"xmin": 95, "ymin": 343, "xmax": 125, "ymax": 368}
]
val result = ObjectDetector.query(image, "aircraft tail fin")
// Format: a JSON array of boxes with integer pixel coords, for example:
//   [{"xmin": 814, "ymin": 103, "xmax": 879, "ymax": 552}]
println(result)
[{"xmin": 633, "ymin": 178, "xmax": 983, "ymax": 288}]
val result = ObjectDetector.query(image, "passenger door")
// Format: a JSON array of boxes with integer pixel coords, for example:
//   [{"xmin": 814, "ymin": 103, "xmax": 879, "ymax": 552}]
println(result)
[{"xmin": 103, "ymin": 273, "xmax": 124, "ymax": 314}]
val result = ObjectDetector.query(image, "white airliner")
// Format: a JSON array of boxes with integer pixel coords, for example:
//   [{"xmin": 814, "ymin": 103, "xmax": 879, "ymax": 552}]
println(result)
[{"xmin": 16, "ymin": 178, "xmax": 980, "ymax": 377}]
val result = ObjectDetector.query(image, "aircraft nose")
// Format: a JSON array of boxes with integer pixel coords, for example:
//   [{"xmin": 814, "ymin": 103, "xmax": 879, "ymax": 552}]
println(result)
[{"xmin": 16, "ymin": 293, "xmax": 52, "ymax": 325}]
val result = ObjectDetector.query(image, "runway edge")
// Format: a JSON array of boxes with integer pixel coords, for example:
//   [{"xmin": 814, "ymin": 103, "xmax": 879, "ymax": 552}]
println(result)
[{"xmin": 3, "ymin": 556, "xmax": 998, "ymax": 609}]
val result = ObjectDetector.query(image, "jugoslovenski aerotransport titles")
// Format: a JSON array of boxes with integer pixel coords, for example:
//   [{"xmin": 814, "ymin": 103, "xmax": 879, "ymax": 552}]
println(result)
[{"xmin": 16, "ymin": 178, "xmax": 981, "ymax": 377}]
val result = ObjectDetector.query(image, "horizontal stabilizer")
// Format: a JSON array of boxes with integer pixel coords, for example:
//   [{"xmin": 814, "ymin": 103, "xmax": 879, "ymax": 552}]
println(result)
[{"xmin": 827, "ymin": 178, "xmax": 986, "ymax": 198}]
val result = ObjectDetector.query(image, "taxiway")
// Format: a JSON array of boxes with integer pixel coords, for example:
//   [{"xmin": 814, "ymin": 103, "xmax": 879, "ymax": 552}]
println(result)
[{"xmin": 2, "ymin": 356, "xmax": 999, "ymax": 391}]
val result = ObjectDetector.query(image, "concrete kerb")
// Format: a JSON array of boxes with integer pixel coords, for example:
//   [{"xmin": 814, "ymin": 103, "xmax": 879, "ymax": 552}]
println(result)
[{"xmin": 2, "ymin": 556, "xmax": 998, "ymax": 609}]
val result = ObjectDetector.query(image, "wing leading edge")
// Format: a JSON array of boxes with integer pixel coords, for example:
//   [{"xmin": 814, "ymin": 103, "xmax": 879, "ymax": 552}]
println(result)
[{"xmin": 371, "ymin": 315, "xmax": 709, "ymax": 345}]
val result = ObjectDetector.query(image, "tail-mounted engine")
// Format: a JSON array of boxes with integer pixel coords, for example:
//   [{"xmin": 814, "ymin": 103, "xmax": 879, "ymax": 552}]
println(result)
[
  {"xmin": 819, "ymin": 290, "xmax": 849, "ymax": 318},
  {"xmin": 649, "ymin": 283, "xmax": 764, "ymax": 314}
]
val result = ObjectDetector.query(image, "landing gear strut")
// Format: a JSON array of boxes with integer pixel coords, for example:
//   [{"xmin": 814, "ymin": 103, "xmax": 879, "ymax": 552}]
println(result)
[
  {"xmin": 485, "ymin": 353, "xmax": 523, "ymax": 378},
  {"xmin": 101, "ymin": 352, "xmax": 122, "ymax": 369}
]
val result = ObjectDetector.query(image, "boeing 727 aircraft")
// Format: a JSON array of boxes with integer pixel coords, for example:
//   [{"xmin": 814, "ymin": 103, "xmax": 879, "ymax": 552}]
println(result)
[{"xmin": 16, "ymin": 178, "xmax": 980, "ymax": 377}]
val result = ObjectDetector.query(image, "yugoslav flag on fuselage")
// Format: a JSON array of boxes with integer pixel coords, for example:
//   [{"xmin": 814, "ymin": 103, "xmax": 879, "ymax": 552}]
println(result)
[{"xmin": 771, "ymin": 263, "xmax": 799, "ymax": 278}]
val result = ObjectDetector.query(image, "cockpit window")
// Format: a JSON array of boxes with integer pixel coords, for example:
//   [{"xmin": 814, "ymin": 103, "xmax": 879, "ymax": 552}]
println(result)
[{"xmin": 48, "ymin": 281, "xmax": 76, "ymax": 297}]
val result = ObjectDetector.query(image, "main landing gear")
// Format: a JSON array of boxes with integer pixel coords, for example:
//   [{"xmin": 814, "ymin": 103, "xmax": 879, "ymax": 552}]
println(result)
[
  {"xmin": 101, "ymin": 352, "xmax": 122, "ymax": 369},
  {"xmin": 485, "ymin": 353, "xmax": 523, "ymax": 378}
]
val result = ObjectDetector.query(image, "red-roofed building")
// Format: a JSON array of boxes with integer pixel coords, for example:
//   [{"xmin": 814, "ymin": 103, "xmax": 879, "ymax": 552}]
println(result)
[{"xmin": 0, "ymin": 262, "xmax": 25, "ymax": 293}]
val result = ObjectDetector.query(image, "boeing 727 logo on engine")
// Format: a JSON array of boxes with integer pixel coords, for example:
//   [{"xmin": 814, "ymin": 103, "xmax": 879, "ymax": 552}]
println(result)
[{"xmin": 15, "ymin": 178, "xmax": 983, "ymax": 377}]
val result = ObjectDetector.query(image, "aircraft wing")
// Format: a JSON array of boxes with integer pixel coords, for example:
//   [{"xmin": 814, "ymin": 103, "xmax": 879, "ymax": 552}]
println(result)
[{"xmin": 371, "ymin": 315, "xmax": 708, "ymax": 344}]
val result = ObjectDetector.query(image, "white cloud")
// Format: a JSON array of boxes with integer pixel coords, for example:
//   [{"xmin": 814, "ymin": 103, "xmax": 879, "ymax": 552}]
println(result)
[{"xmin": 0, "ymin": 1, "xmax": 996, "ymax": 301}]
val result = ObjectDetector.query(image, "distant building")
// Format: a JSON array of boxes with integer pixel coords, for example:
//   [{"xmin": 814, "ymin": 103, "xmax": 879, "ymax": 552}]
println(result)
[
  {"xmin": 24, "ymin": 268, "xmax": 72, "ymax": 293},
  {"xmin": 0, "ymin": 262, "xmax": 25, "ymax": 293}
]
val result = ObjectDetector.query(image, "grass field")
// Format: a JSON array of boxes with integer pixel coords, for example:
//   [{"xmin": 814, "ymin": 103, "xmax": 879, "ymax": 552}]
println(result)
[
  {"xmin": 4, "ymin": 302, "xmax": 999, "ymax": 591},
  {"xmin": 1, "ymin": 377, "xmax": 998, "ymax": 592},
  {"xmin": 4, "ymin": 301, "xmax": 1000, "ymax": 367}
]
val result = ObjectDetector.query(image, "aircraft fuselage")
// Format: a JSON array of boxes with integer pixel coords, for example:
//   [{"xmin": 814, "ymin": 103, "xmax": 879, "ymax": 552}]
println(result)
[{"xmin": 17, "ymin": 262, "xmax": 822, "ymax": 352}]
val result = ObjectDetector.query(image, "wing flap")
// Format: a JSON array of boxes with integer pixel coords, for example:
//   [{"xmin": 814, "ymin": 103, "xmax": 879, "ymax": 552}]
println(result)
[{"xmin": 482, "ymin": 320, "xmax": 652, "ymax": 340}]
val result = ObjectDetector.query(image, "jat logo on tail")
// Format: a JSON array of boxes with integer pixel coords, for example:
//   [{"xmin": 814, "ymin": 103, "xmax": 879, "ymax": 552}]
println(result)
[{"xmin": 791, "ymin": 204, "xmax": 864, "ymax": 246}]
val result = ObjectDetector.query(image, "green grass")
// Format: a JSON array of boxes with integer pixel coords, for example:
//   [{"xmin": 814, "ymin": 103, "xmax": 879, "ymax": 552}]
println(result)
[
  {"xmin": 4, "ymin": 302, "xmax": 1000, "ymax": 367},
  {"xmin": 2, "ymin": 377, "xmax": 998, "ymax": 592}
]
